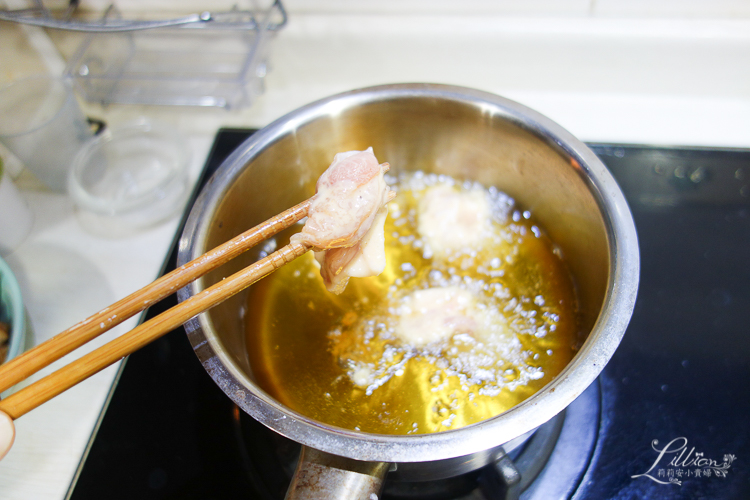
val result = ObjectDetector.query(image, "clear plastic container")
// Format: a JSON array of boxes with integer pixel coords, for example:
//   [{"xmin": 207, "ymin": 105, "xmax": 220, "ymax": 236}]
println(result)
[
  {"xmin": 0, "ymin": 159, "xmax": 34, "ymax": 256},
  {"xmin": 68, "ymin": 119, "xmax": 191, "ymax": 237},
  {"xmin": 0, "ymin": 76, "xmax": 94, "ymax": 191}
]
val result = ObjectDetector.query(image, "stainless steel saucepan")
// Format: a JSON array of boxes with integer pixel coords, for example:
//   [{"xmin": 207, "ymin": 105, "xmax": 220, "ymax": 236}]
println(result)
[{"xmin": 176, "ymin": 83, "xmax": 639, "ymax": 499}]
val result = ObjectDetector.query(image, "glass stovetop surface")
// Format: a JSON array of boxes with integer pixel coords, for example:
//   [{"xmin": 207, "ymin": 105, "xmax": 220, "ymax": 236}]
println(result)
[{"xmin": 68, "ymin": 131, "xmax": 750, "ymax": 500}]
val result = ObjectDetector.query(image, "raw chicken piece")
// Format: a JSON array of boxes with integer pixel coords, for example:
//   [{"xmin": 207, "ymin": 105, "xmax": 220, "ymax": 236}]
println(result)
[
  {"xmin": 417, "ymin": 185, "xmax": 491, "ymax": 254},
  {"xmin": 395, "ymin": 287, "xmax": 479, "ymax": 346},
  {"xmin": 394, "ymin": 285, "xmax": 514, "ymax": 348},
  {"xmin": 292, "ymin": 148, "xmax": 395, "ymax": 294}
]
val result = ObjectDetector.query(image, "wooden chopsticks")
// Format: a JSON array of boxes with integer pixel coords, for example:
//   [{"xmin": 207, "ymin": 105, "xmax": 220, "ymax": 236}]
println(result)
[{"xmin": 0, "ymin": 198, "xmax": 313, "ymax": 420}]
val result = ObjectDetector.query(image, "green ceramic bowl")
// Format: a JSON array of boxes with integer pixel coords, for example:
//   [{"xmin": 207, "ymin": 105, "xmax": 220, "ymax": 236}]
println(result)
[{"xmin": 0, "ymin": 255, "xmax": 26, "ymax": 369}]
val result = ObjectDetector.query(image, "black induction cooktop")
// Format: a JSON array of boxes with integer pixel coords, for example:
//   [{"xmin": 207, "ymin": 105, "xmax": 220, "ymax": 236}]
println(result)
[{"xmin": 67, "ymin": 129, "xmax": 750, "ymax": 500}]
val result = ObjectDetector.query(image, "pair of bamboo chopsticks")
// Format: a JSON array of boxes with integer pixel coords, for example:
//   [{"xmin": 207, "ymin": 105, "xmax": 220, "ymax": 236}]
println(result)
[{"xmin": 0, "ymin": 198, "xmax": 313, "ymax": 420}]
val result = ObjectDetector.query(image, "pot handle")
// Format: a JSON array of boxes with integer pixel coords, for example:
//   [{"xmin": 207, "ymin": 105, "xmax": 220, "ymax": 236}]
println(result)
[{"xmin": 285, "ymin": 445, "xmax": 390, "ymax": 500}]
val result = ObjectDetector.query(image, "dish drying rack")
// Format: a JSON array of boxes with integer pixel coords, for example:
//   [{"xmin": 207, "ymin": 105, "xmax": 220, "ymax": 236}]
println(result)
[{"xmin": 0, "ymin": 1, "xmax": 287, "ymax": 109}]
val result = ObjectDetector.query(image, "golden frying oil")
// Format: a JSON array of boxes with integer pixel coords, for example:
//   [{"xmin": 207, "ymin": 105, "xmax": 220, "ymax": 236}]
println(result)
[{"xmin": 245, "ymin": 173, "xmax": 580, "ymax": 435}]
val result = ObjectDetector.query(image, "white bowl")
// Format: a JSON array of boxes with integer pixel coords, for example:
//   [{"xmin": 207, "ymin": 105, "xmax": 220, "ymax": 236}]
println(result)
[{"xmin": 68, "ymin": 119, "xmax": 191, "ymax": 237}]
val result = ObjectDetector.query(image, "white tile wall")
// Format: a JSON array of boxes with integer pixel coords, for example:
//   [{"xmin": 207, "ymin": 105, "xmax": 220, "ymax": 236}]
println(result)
[
  {"xmin": 279, "ymin": 0, "xmax": 594, "ymax": 16},
  {"xmin": 594, "ymin": 0, "xmax": 750, "ymax": 18},
  {"xmin": 7, "ymin": 0, "xmax": 750, "ymax": 18}
]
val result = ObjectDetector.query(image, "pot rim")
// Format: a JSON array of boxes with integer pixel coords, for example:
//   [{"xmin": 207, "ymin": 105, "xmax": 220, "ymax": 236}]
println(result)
[{"xmin": 177, "ymin": 83, "xmax": 639, "ymax": 463}]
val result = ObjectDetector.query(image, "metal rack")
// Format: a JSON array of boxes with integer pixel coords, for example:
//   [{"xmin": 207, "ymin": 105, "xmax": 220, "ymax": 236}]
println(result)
[
  {"xmin": 0, "ymin": 1, "xmax": 287, "ymax": 33},
  {"xmin": 1, "ymin": 1, "xmax": 288, "ymax": 109}
]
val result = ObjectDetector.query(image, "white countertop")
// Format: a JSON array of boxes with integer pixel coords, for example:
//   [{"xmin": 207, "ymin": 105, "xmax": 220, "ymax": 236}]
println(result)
[{"xmin": 0, "ymin": 10, "xmax": 749, "ymax": 500}]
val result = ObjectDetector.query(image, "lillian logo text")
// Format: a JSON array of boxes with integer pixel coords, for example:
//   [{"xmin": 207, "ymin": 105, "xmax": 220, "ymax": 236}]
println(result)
[{"xmin": 631, "ymin": 437, "xmax": 735, "ymax": 486}]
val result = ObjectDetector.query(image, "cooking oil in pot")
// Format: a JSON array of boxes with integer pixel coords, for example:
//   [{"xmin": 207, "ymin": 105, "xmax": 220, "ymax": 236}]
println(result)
[{"xmin": 245, "ymin": 172, "xmax": 580, "ymax": 435}]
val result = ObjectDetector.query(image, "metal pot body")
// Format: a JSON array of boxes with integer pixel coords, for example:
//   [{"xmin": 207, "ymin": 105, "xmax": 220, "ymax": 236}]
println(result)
[{"xmin": 177, "ymin": 84, "xmax": 639, "ymax": 478}]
